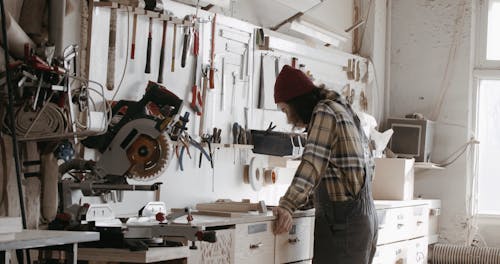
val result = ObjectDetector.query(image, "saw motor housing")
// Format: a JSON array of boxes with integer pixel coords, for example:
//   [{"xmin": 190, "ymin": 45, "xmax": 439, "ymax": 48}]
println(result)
[{"xmin": 81, "ymin": 81, "xmax": 183, "ymax": 181}]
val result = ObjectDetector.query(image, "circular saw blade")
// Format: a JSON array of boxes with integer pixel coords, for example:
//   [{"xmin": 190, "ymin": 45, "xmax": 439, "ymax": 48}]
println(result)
[{"xmin": 126, "ymin": 133, "xmax": 171, "ymax": 181}]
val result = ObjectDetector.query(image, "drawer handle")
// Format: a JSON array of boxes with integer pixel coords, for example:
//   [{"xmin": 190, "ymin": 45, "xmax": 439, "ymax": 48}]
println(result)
[
  {"xmin": 250, "ymin": 242, "xmax": 263, "ymax": 249},
  {"xmin": 288, "ymin": 238, "xmax": 300, "ymax": 244},
  {"xmin": 417, "ymin": 221, "xmax": 424, "ymax": 225},
  {"xmin": 397, "ymin": 224, "xmax": 404, "ymax": 229}
]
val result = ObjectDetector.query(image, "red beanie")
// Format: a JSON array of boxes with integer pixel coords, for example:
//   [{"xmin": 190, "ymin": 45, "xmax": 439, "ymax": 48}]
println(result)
[{"xmin": 274, "ymin": 65, "xmax": 315, "ymax": 103}]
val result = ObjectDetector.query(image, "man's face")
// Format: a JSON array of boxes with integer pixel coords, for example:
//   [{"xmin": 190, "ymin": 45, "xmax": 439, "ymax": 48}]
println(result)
[{"xmin": 277, "ymin": 102, "xmax": 306, "ymax": 129}]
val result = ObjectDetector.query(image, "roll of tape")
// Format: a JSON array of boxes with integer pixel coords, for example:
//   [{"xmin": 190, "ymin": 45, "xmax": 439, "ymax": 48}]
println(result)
[
  {"xmin": 243, "ymin": 165, "xmax": 250, "ymax": 184},
  {"xmin": 264, "ymin": 168, "xmax": 277, "ymax": 185},
  {"xmin": 248, "ymin": 157, "xmax": 265, "ymax": 191}
]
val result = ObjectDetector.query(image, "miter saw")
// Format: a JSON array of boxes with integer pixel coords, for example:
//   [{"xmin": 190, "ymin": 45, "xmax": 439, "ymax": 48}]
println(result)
[{"xmin": 58, "ymin": 81, "xmax": 185, "ymax": 210}]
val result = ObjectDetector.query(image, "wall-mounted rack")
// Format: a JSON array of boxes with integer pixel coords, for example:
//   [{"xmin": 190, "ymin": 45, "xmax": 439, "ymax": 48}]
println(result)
[
  {"xmin": 173, "ymin": 141, "xmax": 253, "ymax": 150},
  {"xmin": 93, "ymin": 1, "xmax": 191, "ymax": 25}
]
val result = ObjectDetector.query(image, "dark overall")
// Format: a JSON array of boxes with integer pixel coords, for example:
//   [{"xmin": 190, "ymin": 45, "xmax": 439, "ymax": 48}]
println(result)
[{"xmin": 312, "ymin": 106, "xmax": 378, "ymax": 263}]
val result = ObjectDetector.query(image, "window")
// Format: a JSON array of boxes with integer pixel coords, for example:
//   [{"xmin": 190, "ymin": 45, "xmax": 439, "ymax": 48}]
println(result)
[
  {"xmin": 477, "ymin": 0, "xmax": 500, "ymax": 67},
  {"xmin": 476, "ymin": 80, "xmax": 500, "ymax": 214},
  {"xmin": 475, "ymin": 0, "xmax": 500, "ymax": 215},
  {"xmin": 486, "ymin": 0, "xmax": 500, "ymax": 60}
]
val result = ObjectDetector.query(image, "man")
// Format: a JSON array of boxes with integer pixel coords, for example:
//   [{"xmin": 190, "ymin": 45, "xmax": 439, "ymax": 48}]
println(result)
[{"xmin": 272, "ymin": 65, "xmax": 378, "ymax": 264}]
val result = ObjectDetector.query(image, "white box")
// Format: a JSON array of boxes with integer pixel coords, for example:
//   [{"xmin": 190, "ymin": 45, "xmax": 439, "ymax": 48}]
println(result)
[{"xmin": 373, "ymin": 158, "xmax": 414, "ymax": 200}]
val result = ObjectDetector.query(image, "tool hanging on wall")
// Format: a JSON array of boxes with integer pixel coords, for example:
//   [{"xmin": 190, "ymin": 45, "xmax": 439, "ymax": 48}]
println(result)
[
  {"xmin": 145, "ymin": 17, "xmax": 153, "ymax": 74},
  {"xmin": 131, "ymin": 14, "xmax": 137, "ymax": 59},
  {"xmin": 190, "ymin": 45, "xmax": 202, "ymax": 115},
  {"xmin": 220, "ymin": 57, "xmax": 225, "ymax": 111},
  {"xmin": 190, "ymin": 21, "xmax": 202, "ymax": 116},
  {"xmin": 171, "ymin": 23, "xmax": 177, "ymax": 72},
  {"xmin": 157, "ymin": 20, "xmax": 167, "ymax": 83},
  {"xmin": 106, "ymin": 8, "xmax": 117, "ymax": 90},
  {"xmin": 144, "ymin": 0, "xmax": 164, "ymax": 12},
  {"xmin": 198, "ymin": 66, "xmax": 209, "ymax": 136},
  {"xmin": 291, "ymin": 57, "xmax": 298, "ymax": 68},
  {"xmin": 209, "ymin": 14, "xmax": 216, "ymax": 89},
  {"xmin": 275, "ymin": 57, "xmax": 280, "ymax": 77},
  {"xmin": 257, "ymin": 54, "xmax": 264, "ymax": 109},
  {"xmin": 180, "ymin": 16, "xmax": 192, "ymax": 68}
]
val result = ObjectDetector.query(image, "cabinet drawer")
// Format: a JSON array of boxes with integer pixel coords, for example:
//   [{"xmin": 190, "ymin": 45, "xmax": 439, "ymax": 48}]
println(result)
[
  {"xmin": 373, "ymin": 240, "xmax": 409, "ymax": 264},
  {"xmin": 409, "ymin": 205, "xmax": 429, "ymax": 239},
  {"xmin": 407, "ymin": 237, "xmax": 428, "ymax": 264},
  {"xmin": 274, "ymin": 216, "xmax": 314, "ymax": 264},
  {"xmin": 377, "ymin": 207, "xmax": 412, "ymax": 245},
  {"xmin": 235, "ymin": 221, "xmax": 275, "ymax": 264}
]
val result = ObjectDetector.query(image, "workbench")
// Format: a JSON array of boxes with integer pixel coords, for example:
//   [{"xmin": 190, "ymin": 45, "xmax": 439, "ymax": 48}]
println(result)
[
  {"xmin": 0, "ymin": 230, "xmax": 99, "ymax": 264},
  {"xmin": 76, "ymin": 209, "xmax": 316, "ymax": 264}
]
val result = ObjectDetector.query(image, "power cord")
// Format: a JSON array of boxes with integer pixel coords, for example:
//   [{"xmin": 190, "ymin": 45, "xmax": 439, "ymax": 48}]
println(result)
[{"xmin": 434, "ymin": 138, "xmax": 480, "ymax": 168}]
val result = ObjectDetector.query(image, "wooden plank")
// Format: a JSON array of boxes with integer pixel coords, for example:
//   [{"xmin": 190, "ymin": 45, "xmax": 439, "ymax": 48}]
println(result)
[
  {"xmin": 78, "ymin": 247, "xmax": 189, "ymax": 263},
  {"xmin": 196, "ymin": 201, "xmax": 267, "ymax": 213}
]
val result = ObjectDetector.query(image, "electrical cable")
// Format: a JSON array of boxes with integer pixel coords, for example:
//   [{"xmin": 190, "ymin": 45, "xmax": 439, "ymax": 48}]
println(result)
[
  {"xmin": 0, "ymin": 0, "xmax": 31, "ymax": 262},
  {"xmin": 434, "ymin": 139, "xmax": 479, "ymax": 168}
]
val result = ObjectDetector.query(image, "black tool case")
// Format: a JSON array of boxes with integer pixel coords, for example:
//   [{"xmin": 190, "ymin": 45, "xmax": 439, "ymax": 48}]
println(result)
[{"xmin": 250, "ymin": 130, "xmax": 306, "ymax": 156}]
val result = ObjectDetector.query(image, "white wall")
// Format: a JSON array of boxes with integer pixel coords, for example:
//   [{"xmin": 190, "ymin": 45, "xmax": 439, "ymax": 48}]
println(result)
[
  {"xmin": 79, "ymin": 0, "xmax": 365, "ymax": 216},
  {"xmin": 389, "ymin": 0, "xmax": 474, "ymax": 244},
  {"xmin": 360, "ymin": 0, "xmax": 387, "ymax": 122}
]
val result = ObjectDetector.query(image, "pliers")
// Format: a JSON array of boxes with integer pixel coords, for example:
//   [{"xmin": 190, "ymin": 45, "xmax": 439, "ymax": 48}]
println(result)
[
  {"xmin": 200, "ymin": 134, "xmax": 214, "ymax": 169},
  {"xmin": 265, "ymin": 122, "xmax": 276, "ymax": 134},
  {"xmin": 178, "ymin": 135, "xmax": 212, "ymax": 171}
]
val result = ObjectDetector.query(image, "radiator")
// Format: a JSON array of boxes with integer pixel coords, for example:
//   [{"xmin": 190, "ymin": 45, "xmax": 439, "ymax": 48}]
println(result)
[{"xmin": 432, "ymin": 244, "xmax": 500, "ymax": 263}]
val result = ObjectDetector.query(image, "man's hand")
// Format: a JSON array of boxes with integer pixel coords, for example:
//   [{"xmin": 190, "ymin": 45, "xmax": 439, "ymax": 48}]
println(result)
[{"xmin": 273, "ymin": 206, "xmax": 293, "ymax": 234}]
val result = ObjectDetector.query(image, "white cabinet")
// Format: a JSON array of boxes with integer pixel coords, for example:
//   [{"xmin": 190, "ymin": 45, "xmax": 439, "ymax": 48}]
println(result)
[
  {"xmin": 375, "ymin": 200, "xmax": 438, "ymax": 264},
  {"xmin": 234, "ymin": 221, "xmax": 275, "ymax": 264},
  {"xmin": 407, "ymin": 237, "xmax": 428, "ymax": 264},
  {"xmin": 373, "ymin": 240, "xmax": 409, "ymax": 264},
  {"xmin": 274, "ymin": 216, "xmax": 314, "ymax": 264},
  {"xmin": 373, "ymin": 236, "xmax": 428, "ymax": 264}
]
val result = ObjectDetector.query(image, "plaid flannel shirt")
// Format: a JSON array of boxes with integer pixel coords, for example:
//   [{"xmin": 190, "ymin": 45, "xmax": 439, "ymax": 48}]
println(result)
[{"xmin": 279, "ymin": 98, "xmax": 370, "ymax": 214}]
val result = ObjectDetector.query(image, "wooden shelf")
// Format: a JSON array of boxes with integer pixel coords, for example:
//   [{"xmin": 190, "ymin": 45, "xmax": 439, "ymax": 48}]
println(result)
[
  {"xmin": 213, "ymin": 143, "xmax": 253, "ymax": 149},
  {"xmin": 414, "ymin": 162, "xmax": 444, "ymax": 170},
  {"xmin": 93, "ymin": 2, "xmax": 186, "ymax": 22},
  {"xmin": 94, "ymin": 2, "xmax": 119, "ymax": 8},
  {"xmin": 173, "ymin": 141, "xmax": 253, "ymax": 150}
]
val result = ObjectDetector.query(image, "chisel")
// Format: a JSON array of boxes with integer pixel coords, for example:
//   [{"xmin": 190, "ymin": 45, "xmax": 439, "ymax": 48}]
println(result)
[
  {"xmin": 157, "ymin": 20, "xmax": 167, "ymax": 83},
  {"xmin": 181, "ymin": 19, "xmax": 191, "ymax": 68},
  {"xmin": 145, "ymin": 17, "xmax": 153, "ymax": 74},
  {"xmin": 131, "ymin": 13, "xmax": 137, "ymax": 59},
  {"xmin": 209, "ymin": 14, "xmax": 216, "ymax": 89},
  {"xmin": 106, "ymin": 8, "xmax": 117, "ymax": 90},
  {"xmin": 171, "ymin": 23, "xmax": 177, "ymax": 72}
]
